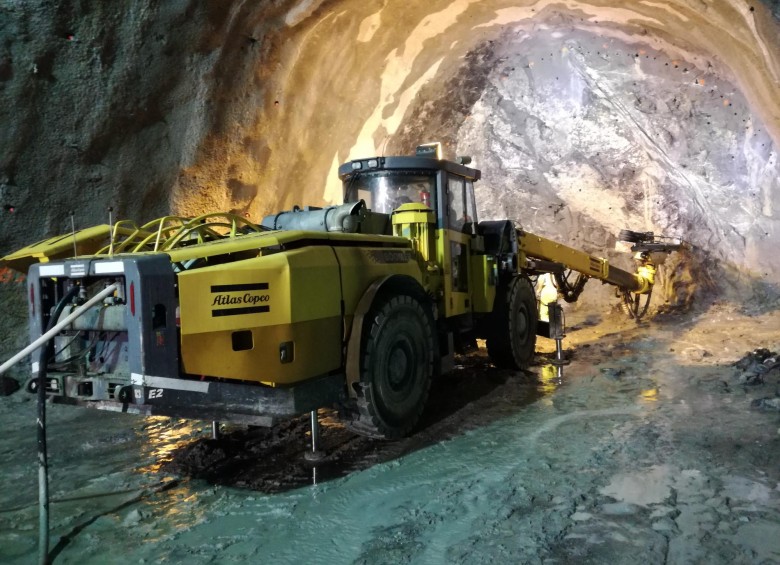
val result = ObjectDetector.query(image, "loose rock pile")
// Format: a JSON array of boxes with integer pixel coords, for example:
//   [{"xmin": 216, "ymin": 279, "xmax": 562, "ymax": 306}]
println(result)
[
  {"xmin": 734, "ymin": 348, "xmax": 780, "ymax": 385},
  {"xmin": 733, "ymin": 348, "xmax": 780, "ymax": 412}
]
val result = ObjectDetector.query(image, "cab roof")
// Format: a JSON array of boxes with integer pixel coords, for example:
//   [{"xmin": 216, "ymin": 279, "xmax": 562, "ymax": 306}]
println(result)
[{"xmin": 337, "ymin": 156, "xmax": 481, "ymax": 182}]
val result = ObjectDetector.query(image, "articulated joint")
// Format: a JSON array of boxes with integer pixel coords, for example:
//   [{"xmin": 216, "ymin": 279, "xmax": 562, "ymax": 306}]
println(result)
[{"xmin": 632, "ymin": 262, "xmax": 656, "ymax": 295}]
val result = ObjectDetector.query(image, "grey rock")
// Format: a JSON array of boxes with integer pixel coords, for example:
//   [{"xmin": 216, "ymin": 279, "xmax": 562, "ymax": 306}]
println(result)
[
  {"xmin": 751, "ymin": 397, "xmax": 780, "ymax": 412},
  {"xmin": 600, "ymin": 367, "xmax": 625, "ymax": 380},
  {"xmin": 0, "ymin": 376, "xmax": 19, "ymax": 396},
  {"xmin": 738, "ymin": 371, "xmax": 764, "ymax": 385}
]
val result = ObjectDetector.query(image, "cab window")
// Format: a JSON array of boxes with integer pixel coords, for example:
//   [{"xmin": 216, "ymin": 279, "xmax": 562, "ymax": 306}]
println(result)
[
  {"xmin": 465, "ymin": 180, "xmax": 477, "ymax": 233},
  {"xmin": 447, "ymin": 176, "xmax": 466, "ymax": 231},
  {"xmin": 343, "ymin": 171, "xmax": 435, "ymax": 214}
]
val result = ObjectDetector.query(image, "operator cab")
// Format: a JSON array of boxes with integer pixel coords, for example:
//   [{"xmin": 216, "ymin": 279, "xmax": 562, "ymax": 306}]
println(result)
[
  {"xmin": 339, "ymin": 144, "xmax": 484, "ymax": 320},
  {"xmin": 338, "ymin": 143, "xmax": 481, "ymax": 233}
]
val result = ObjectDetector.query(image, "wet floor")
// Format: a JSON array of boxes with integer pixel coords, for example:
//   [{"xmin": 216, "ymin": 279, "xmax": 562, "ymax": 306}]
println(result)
[{"xmin": 1, "ymin": 305, "xmax": 779, "ymax": 564}]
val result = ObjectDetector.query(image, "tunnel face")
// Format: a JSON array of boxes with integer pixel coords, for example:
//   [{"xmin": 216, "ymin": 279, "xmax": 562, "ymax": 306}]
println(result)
[{"xmin": 0, "ymin": 0, "xmax": 779, "ymax": 302}]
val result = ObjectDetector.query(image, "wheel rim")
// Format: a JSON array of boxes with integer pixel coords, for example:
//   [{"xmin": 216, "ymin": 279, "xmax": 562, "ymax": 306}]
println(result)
[
  {"xmin": 515, "ymin": 304, "xmax": 529, "ymax": 338},
  {"xmin": 367, "ymin": 301, "xmax": 432, "ymax": 429},
  {"xmin": 378, "ymin": 320, "xmax": 421, "ymax": 406},
  {"xmin": 513, "ymin": 299, "xmax": 533, "ymax": 355},
  {"xmin": 387, "ymin": 338, "xmax": 413, "ymax": 391}
]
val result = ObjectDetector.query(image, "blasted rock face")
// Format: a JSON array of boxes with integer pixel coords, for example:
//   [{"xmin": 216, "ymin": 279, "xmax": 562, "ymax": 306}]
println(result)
[{"xmin": 449, "ymin": 27, "xmax": 779, "ymax": 307}]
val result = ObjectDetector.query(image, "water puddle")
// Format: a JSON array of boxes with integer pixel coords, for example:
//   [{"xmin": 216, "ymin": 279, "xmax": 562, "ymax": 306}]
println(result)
[{"xmin": 161, "ymin": 355, "xmax": 559, "ymax": 493}]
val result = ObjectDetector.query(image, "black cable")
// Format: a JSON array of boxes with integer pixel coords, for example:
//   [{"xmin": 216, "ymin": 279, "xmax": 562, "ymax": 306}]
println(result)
[
  {"xmin": 47, "ymin": 324, "xmax": 103, "ymax": 368},
  {"xmin": 621, "ymin": 288, "xmax": 652, "ymax": 320},
  {"xmin": 46, "ymin": 478, "xmax": 181, "ymax": 563},
  {"xmin": 37, "ymin": 284, "xmax": 78, "ymax": 565},
  {"xmin": 554, "ymin": 270, "xmax": 589, "ymax": 303},
  {"xmin": 638, "ymin": 288, "xmax": 653, "ymax": 319},
  {"xmin": 48, "ymin": 332, "xmax": 81, "ymax": 362}
]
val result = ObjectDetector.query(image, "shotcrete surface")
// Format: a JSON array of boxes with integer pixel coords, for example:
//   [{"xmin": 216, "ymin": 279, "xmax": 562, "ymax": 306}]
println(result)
[{"xmin": 1, "ymin": 304, "xmax": 778, "ymax": 564}]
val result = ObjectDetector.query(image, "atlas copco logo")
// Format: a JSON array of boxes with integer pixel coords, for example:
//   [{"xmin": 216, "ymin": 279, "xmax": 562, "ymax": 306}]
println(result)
[
  {"xmin": 212, "ymin": 293, "xmax": 270, "ymax": 306},
  {"xmin": 209, "ymin": 283, "xmax": 270, "ymax": 317}
]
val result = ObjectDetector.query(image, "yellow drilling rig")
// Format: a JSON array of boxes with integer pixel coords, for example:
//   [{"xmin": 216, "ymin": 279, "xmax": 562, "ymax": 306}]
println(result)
[{"xmin": 0, "ymin": 144, "xmax": 681, "ymax": 439}]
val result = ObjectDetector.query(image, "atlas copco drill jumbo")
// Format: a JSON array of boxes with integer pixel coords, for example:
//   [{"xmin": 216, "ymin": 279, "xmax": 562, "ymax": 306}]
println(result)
[{"xmin": 0, "ymin": 144, "xmax": 681, "ymax": 439}]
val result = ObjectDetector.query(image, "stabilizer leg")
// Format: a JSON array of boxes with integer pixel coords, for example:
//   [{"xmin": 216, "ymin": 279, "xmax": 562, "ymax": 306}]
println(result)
[{"xmin": 305, "ymin": 410, "xmax": 326, "ymax": 462}]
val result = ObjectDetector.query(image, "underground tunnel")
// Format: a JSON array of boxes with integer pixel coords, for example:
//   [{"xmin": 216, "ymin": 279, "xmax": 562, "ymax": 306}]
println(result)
[{"xmin": 0, "ymin": 1, "xmax": 779, "ymax": 563}]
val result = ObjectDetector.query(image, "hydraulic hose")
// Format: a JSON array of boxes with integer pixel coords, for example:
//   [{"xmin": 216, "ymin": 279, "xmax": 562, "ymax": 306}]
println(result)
[{"xmin": 0, "ymin": 284, "xmax": 118, "ymax": 376}]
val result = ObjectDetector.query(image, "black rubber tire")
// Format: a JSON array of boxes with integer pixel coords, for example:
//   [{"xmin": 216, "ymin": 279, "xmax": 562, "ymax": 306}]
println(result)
[
  {"xmin": 486, "ymin": 276, "xmax": 538, "ymax": 369},
  {"xmin": 346, "ymin": 293, "xmax": 435, "ymax": 440}
]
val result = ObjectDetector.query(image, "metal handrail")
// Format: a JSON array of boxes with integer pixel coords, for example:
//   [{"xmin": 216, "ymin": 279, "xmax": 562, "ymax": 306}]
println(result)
[{"xmin": 88, "ymin": 213, "xmax": 262, "ymax": 255}]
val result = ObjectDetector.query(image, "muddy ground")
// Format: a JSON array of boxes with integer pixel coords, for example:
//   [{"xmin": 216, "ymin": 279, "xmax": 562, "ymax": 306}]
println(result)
[{"xmin": 1, "ymin": 302, "xmax": 779, "ymax": 564}]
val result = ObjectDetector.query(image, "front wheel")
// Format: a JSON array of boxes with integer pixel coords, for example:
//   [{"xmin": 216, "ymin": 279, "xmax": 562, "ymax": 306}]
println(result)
[
  {"xmin": 487, "ymin": 276, "xmax": 538, "ymax": 369},
  {"xmin": 346, "ymin": 293, "xmax": 435, "ymax": 439}
]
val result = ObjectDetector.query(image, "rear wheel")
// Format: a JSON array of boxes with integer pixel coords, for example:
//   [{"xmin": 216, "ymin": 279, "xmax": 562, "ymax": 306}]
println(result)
[
  {"xmin": 346, "ymin": 293, "xmax": 435, "ymax": 439},
  {"xmin": 487, "ymin": 276, "xmax": 537, "ymax": 369}
]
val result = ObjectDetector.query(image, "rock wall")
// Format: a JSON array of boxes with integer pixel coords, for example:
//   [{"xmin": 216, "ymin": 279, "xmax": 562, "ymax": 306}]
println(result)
[
  {"xmin": 0, "ymin": 0, "xmax": 779, "ymax": 353},
  {"xmin": 448, "ymin": 25, "xmax": 779, "ymax": 308},
  {"xmin": 0, "ymin": 2, "xmax": 291, "ymax": 251}
]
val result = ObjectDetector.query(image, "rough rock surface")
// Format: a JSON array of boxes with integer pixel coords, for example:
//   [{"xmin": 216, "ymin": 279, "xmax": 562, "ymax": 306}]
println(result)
[{"xmin": 396, "ymin": 24, "xmax": 780, "ymax": 310}]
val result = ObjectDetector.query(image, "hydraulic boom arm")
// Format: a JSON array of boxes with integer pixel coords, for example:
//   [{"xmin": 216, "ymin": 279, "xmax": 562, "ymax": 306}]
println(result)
[
  {"xmin": 517, "ymin": 227, "xmax": 684, "ymax": 319},
  {"xmin": 518, "ymin": 230, "xmax": 652, "ymax": 294}
]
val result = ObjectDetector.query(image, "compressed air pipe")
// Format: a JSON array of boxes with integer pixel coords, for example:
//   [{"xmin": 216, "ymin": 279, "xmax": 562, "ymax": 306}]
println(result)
[{"xmin": 0, "ymin": 283, "xmax": 118, "ymax": 376}]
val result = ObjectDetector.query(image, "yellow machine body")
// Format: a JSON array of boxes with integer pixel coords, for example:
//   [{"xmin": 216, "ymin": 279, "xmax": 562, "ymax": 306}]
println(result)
[{"xmin": 177, "ymin": 234, "xmax": 424, "ymax": 385}]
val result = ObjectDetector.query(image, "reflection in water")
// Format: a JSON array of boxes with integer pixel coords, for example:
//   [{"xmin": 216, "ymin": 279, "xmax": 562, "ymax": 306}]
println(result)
[
  {"xmin": 538, "ymin": 364, "xmax": 564, "ymax": 394},
  {"xmin": 640, "ymin": 388, "xmax": 659, "ymax": 403},
  {"xmin": 128, "ymin": 417, "xmax": 210, "ymax": 537},
  {"xmin": 138, "ymin": 483, "xmax": 208, "ymax": 542},
  {"xmin": 136, "ymin": 417, "xmax": 203, "ymax": 474}
]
